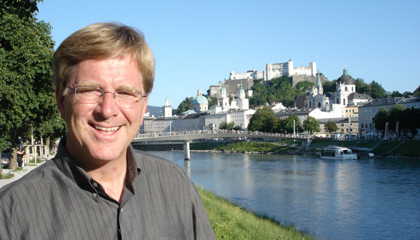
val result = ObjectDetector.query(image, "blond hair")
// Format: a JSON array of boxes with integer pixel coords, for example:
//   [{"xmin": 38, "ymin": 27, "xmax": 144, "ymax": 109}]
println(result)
[{"xmin": 53, "ymin": 22, "xmax": 155, "ymax": 94}]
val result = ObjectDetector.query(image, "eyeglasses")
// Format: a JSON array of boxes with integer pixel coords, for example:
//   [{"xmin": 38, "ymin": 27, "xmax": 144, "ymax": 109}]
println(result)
[{"xmin": 66, "ymin": 86, "xmax": 147, "ymax": 109}]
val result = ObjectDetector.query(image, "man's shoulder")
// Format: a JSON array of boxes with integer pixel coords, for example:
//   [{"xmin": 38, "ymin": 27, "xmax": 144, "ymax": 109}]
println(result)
[{"xmin": 0, "ymin": 160, "xmax": 60, "ymax": 199}]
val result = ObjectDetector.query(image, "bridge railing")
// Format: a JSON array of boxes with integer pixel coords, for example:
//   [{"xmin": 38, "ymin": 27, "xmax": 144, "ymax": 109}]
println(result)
[{"xmin": 135, "ymin": 130, "xmax": 307, "ymax": 140}]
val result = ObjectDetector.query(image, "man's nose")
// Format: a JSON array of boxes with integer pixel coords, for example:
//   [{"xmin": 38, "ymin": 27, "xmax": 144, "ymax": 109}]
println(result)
[{"xmin": 97, "ymin": 91, "xmax": 119, "ymax": 118}]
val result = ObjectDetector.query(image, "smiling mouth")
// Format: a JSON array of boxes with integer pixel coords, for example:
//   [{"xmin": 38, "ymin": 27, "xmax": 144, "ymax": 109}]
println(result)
[{"xmin": 93, "ymin": 125, "xmax": 121, "ymax": 133}]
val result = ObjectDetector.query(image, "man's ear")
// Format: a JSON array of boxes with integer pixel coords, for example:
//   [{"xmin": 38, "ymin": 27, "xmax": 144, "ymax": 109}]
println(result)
[{"xmin": 56, "ymin": 87, "xmax": 65, "ymax": 119}]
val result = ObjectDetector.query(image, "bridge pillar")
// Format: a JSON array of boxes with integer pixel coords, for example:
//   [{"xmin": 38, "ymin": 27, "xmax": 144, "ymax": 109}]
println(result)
[
  {"xmin": 184, "ymin": 140, "xmax": 190, "ymax": 161},
  {"xmin": 183, "ymin": 141, "xmax": 190, "ymax": 161},
  {"xmin": 302, "ymin": 139, "xmax": 313, "ymax": 150}
]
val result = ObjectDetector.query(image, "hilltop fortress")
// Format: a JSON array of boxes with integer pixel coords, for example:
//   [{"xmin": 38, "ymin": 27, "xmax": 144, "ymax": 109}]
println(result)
[{"xmin": 209, "ymin": 60, "xmax": 328, "ymax": 98}]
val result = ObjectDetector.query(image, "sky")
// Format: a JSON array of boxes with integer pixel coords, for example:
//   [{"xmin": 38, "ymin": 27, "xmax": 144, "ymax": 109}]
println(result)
[{"xmin": 36, "ymin": 0, "xmax": 420, "ymax": 108}]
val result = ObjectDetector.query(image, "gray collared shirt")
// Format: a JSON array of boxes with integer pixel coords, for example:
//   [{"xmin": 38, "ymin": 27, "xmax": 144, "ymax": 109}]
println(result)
[{"xmin": 0, "ymin": 139, "xmax": 215, "ymax": 240}]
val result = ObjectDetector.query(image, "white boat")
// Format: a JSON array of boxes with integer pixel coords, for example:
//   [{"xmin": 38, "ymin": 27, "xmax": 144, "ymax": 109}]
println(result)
[{"xmin": 320, "ymin": 146, "xmax": 358, "ymax": 160}]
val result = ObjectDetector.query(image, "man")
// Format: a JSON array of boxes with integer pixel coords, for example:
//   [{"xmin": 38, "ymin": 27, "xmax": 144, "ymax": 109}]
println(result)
[{"xmin": 0, "ymin": 22, "xmax": 216, "ymax": 240}]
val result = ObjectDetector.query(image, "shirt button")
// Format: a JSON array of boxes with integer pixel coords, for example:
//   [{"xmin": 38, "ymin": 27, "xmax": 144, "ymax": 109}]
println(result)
[
  {"xmin": 93, "ymin": 193, "xmax": 98, "ymax": 198},
  {"xmin": 120, "ymin": 208, "xmax": 124, "ymax": 214},
  {"xmin": 92, "ymin": 182, "xmax": 98, "ymax": 188}
]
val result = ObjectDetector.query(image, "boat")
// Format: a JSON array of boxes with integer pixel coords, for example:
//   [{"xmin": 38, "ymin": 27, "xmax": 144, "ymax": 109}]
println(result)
[
  {"xmin": 349, "ymin": 147, "xmax": 375, "ymax": 159},
  {"xmin": 320, "ymin": 146, "xmax": 358, "ymax": 160}
]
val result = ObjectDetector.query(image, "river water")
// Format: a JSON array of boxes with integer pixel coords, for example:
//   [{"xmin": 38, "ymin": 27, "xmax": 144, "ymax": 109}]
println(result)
[{"xmin": 145, "ymin": 151, "xmax": 420, "ymax": 240}]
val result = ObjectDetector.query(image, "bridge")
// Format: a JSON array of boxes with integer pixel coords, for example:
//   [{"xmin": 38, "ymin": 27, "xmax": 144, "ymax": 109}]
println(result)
[{"xmin": 133, "ymin": 130, "xmax": 310, "ymax": 160}]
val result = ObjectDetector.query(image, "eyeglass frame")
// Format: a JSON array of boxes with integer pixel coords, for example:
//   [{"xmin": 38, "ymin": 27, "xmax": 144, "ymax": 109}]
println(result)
[{"xmin": 65, "ymin": 86, "xmax": 147, "ymax": 108}]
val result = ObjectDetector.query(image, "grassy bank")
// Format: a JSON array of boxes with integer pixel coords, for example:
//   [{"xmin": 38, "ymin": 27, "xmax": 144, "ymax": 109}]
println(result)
[
  {"xmin": 192, "ymin": 141, "xmax": 296, "ymax": 153},
  {"xmin": 197, "ymin": 187, "xmax": 315, "ymax": 240},
  {"xmin": 311, "ymin": 139, "xmax": 420, "ymax": 158},
  {"xmin": 191, "ymin": 139, "xmax": 420, "ymax": 158}
]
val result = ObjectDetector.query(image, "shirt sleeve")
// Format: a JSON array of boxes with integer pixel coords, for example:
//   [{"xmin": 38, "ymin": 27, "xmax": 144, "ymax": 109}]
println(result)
[{"xmin": 190, "ymin": 181, "xmax": 216, "ymax": 240}]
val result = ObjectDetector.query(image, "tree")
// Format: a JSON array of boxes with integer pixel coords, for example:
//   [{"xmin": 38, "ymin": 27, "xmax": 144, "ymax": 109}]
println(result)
[
  {"xmin": 322, "ymin": 80, "xmax": 336, "ymax": 93},
  {"xmin": 219, "ymin": 121, "xmax": 234, "ymax": 130},
  {"xmin": 303, "ymin": 117, "xmax": 320, "ymax": 134},
  {"xmin": 388, "ymin": 104, "xmax": 405, "ymax": 132},
  {"xmin": 391, "ymin": 91, "xmax": 403, "ymax": 97},
  {"xmin": 207, "ymin": 96, "xmax": 218, "ymax": 108},
  {"xmin": 272, "ymin": 118, "xmax": 284, "ymax": 133},
  {"xmin": 403, "ymin": 91, "xmax": 412, "ymax": 98},
  {"xmin": 325, "ymin": 120, "xmax": 338, "ymax": 135},
  {"xmin": 355, "ymin": 78, "xmax": 370, "ymax": 95},
  {"xmin": 402, "ymin": 107, "xmax": 420, "ymax": 135},
  {"xmin": 1, "ymin": 0, "xmax": 57, "ymax": 169},
  {"xmin": 283, "ymin": 114, "xmax": 301, "ymax": 134},
  {"xmin": 413, "ymin": 86, "xmax": 420, "ymax": 97},
  {"xmin": 174, "ymin": 97, "xmax": 193, "ymax": 115},
  {"xmin": 295, "ymin": 81, "xmax": 314, "ymax": 94},
  {"xmin": 369, "ymin": 81, "xmax": 387, "ymax": 99},
  {"xmin": 372, "ymin": 107, "xmax": 388, "ymax": 132},
  {"xmin": 247, "ymin": 108, "xmax": 276, "ymax": 132}
]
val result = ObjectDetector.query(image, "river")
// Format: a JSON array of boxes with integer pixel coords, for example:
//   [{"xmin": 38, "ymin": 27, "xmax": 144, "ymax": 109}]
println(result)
[{"xmin": 144, "ymin": 150, "xmax": 420, "ymax": 240}]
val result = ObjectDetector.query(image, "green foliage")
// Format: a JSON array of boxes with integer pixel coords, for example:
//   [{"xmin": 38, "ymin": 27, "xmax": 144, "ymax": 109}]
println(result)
[
  {"xmin": 372, "ymin": 107, "xmax": 388, "ymax": 131},
  {"xmin": 0, "ymin": 0, "xmax": 58, "ymax": 150},
  {"xmin": 249, "ymin": 77, "xmax": 296, "ymax": 108},
  {"xmin": 248, "ymin": 108, "xmax": 276, "ymax": 132},
  {"xmin": 303, "ymin": 116, "xmax": 320, "ymax": 134},
  {"xmin": 369, "ymin": 81, "xmax": 387, "ymax": 99},
  {"xmin": 283, "ymin": 114, "xmax": 301, "ymax": 134},
  {"xmin": 322, "ymin": 80, "xmax": 336, "ymax": 93},
  {"xmin": 208, "ymin": 96, "xmax": 218, "ymax": 108},
  {"xmin": 174, "ymin": 97, "xmax": 193, "ymax": 115},
  {"xmin": 0, "ymin": 172, "xmax": 14, "ymax": 179},
  {"xmin": 191, "ymin": 141, "xmax": 294, "ymax": 153},
  {"xmin": 413, "ymin": 86, "xmax": 420, "ymax": 97},
  {"xmin": 355, "ymin": 78, "xmax": 370, "ymax": 94},
  {"xmin": 295, "ymin": 81, "xmax": 314, "ymax": 94},
  {"xmin": 403, "ymin": 91, "xmax": 413, "ymax": 98},
  {"xmin": 0, "ymin": 0, "xmax": 40, "ymax": 19},
  {"xmin": 272, "ymin": 118, "xmax": 285, "ymax": 133},
  {"xmin": 388, "ymin": 104, "xmax": 405, "ymax": 131},
  {"xmin": 233, "ymin": 125, "xmax": 242, "ymax": 131},
  {"xmin": 219, "ymin": 121, "xmax": 234, "ymax": 130},
  {"xmin": 391, "ymin": 91, "xmax": 403, "ymax": 97},
  {"xmin": 373, "ymin": 105, "xmax": 420, "ymax": 135},
  {"xmin": 325, "ymin": 120, "xmax": 338, "ymax": 134}
]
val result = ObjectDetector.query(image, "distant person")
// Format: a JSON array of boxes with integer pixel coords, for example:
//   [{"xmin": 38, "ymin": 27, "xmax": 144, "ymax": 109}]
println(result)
[
  {"xmin": 16, "ymin": 147, "xmax": 24, "ymax": 167},
  {"xmin": 0, "ymin": 22, "xmax": 215, "ymax": 240}
]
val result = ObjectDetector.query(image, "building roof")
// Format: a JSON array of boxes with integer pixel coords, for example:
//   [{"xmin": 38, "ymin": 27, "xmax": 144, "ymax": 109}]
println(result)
[
  {"xmin": 183, "ymin": 112, "xmax": 208, "ymax": 119},
  {"xmin": 293, "ymin": 95, "xmax": 308, "ymax": 109},
  {"xmin": 337, "ymin": 67, "xmax": 355, "ymax": 85},
  {"xmin": 348, "ymin": 92, "xmax": 373, "ymax": 101},
  {"xmin": 192, "ymin": 95, "xmax": 208, "ymax": 105},
  {"xmin": 358, "ymin": 97, "xmax": 404, "ymax": 108}
]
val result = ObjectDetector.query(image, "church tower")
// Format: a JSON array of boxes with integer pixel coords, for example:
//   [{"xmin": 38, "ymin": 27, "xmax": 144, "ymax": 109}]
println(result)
[
  {"xmin": 218, "ymin": 83, "xmax": 230, "ymax": 109},
  {"xmin": 315, "ymin": 70, "xmax": 323, "ymax": 95},
  {"xmin": 162, "ymin": 96, "xmax": 172, "ymax": 117}
]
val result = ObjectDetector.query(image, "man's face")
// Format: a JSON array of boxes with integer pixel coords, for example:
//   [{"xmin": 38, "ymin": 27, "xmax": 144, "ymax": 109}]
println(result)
[{"xmin": 56, "ymin": 55, "xmax": 148, "ymax": 166}]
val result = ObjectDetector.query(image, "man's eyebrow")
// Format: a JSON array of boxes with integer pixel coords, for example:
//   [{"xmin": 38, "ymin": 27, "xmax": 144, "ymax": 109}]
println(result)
[{"xmin": 74, "ymin": 82, "xmax": 144, "ymax": 93}]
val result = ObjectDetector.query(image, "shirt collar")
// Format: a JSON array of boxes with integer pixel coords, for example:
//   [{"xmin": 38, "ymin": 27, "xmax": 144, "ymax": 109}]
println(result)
[{"xmin": 53, "ymin": 137, "xmax": 141, "ymax": 196}]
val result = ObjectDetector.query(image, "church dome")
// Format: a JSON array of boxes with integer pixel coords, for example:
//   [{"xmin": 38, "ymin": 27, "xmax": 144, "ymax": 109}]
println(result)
[
  {"xmin": 193, "ymin": 95, "xmax": 208, "ymax": 105},
  {"xmin": 337, "ymin": 67, "xmax": 355, "ymax": 85}
]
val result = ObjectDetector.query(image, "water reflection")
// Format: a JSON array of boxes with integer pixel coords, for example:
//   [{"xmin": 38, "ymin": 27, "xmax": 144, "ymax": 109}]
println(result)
[{"xmin": 146, "ymin": 151, "xmax": 420, "ymax": 240}]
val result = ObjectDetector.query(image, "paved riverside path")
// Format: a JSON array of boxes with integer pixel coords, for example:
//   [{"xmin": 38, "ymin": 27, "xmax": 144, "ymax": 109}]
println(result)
[{"xmin": 0, "ymin": 161, "xmax": 47, "ymax": 189}]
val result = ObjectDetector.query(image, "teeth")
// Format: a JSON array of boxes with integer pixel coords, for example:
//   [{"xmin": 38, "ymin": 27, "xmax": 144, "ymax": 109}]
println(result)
[{"xmin": 95, "ymin": 126, "xmax": 120, "ymax": 132}]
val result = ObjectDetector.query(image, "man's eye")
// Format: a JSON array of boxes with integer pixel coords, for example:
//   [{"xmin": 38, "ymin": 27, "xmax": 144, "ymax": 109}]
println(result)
[
  {"xmin": 117, "ymin": 91, "xmax": 137, "ymax": 97},
  {"xmin": 78, "ymin": 88, "xmax": 101, "ymax": 95}
]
